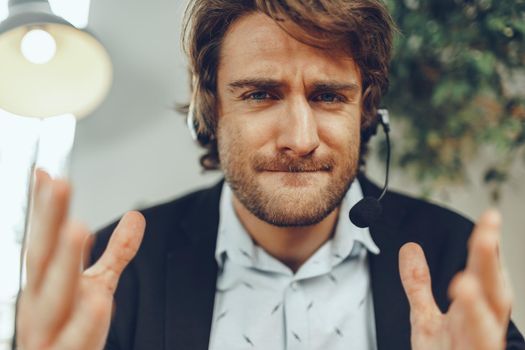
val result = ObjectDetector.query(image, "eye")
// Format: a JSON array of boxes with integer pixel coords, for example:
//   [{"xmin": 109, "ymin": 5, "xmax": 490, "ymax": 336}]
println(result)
[
  {"xmin": 245, "ymin": 91, "xmax": 273, "ymax": 101},
  {"xmin": 313, "ymin": 93, "xmax": 344, "ymax": 103}
]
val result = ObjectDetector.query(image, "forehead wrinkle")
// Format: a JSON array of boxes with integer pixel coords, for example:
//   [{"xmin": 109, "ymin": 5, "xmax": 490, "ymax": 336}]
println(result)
[
  {"xmin": 225, "ymin": 58, "xmax": 360, "ymax": 86},
  {"xmin": 221, "ymin": 46, "xmax": 360, "ymax": 90},
  {"xmin": 221, "ymin": 33, "xmax": 353, "ymax": 72}
]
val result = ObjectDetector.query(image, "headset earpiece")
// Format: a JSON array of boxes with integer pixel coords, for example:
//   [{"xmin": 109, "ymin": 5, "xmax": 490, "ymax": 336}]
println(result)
[
  {"xmin": 187, "ymin": 101, "xmax": 199, "ymax": 142},
  {"xmin": 187, "ymin": 74, "xmax": 201, "ymax": 142}
]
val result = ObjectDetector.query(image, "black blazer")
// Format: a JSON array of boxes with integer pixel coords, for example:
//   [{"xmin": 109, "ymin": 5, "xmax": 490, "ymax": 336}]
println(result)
[{"xmin": 92, "ymin": 176, "xmax": 525, "ymax": 349}]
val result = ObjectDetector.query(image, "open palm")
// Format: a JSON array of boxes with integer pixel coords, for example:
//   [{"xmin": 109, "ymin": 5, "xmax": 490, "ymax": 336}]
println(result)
[
  {"xmin": 399, "ymin": 211, "xmax": 512, "ymax": 350},
  {"xmin": 16, "ymin": 170, "xmax": 145, "ymax": 350}
]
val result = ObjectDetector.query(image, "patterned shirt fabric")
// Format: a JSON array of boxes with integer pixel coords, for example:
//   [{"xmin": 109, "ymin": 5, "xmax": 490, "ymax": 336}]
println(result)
[{"xmin": 208, "ymin": 181, "xmax": 380, "ymax": 350}]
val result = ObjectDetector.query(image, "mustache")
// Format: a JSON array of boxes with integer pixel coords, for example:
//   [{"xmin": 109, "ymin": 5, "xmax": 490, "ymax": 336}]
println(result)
[{"xmin": 252, "ymin": 154, "xmax": 335, "ymax": 172}]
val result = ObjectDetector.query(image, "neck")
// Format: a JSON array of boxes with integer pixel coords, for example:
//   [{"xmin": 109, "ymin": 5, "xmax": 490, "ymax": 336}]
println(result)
[{"xmin": 232, "ymin": 196, "xmax": 340, "ymax": 273}]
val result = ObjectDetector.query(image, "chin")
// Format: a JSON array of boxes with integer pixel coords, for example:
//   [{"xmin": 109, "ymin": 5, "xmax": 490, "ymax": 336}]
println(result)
[
  {"xmin": 252, "ymin": 198, "xmax": 338, "ymax": 227},
  {"xmin": 259, "ymin": 170, "xmax": 329, "ymax": 189},
  {"xmin": 243, "ymin": 181, "xmax": 345, "ymax": 227}
]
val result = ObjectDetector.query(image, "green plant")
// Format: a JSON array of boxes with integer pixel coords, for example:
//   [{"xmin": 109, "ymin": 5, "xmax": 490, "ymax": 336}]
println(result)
[{"xmin": 383, "ymin": 0, "xmax": 525, "ymax": 200}]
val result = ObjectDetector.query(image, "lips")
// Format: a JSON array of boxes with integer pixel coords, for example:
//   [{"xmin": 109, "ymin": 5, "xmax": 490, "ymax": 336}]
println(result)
[
  {"xmin": 263, "ymin": 164, "xmax": 332, "ymax": 172},
  {"xmin": 262, "ymin": 168, "xmax": 329, "ymax": 173}
]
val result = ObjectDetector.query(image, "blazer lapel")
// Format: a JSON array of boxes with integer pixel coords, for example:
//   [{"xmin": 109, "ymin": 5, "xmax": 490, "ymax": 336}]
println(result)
[
  {"xmin": 165, "ymin": 182, "xmax": 223, "ymax": 350},
  {"xmin": 359, "ymin": 175, "xmax": 412, "ymax": 350}
]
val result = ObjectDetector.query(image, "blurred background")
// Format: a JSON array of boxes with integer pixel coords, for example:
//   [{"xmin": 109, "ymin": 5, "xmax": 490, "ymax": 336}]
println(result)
[{"xmin": 0, "ymin": 0, "xmax": 523, "ymax": 345}]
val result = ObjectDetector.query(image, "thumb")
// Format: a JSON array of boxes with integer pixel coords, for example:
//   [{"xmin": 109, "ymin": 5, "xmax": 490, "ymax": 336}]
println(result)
[
  {"xmin": 85, "ymin": 211, "xmax": 146, "ymax": 294},
  {"xmin": 399, "ymin": 243, "xmax": 441, "ymax": 317}
]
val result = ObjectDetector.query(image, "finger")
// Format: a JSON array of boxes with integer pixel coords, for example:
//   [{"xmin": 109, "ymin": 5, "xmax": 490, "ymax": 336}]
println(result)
[
  {"xmin": 466, "ymin": 209, "xmax": 501, "ymax": 272},
  {"xmin": 35, "ymin": 221, "xmax": 90, "ymax": 339},
  {"xmin": 25, "ymin": 169, "xmax": 52, "ymax": 287},
  {"xmin": 399, "ymin": 243, "xmax": 441, "ymax": 319},
  {"xmin": 26, "ymin": 172, "xmax": 71, "ymax": 292},
  {"xmin": 33, "ymin": 168, "xmax": 50, "ymax": 194},
  {"xmin": 466, "ymin": 210, "xmax": 511, "ymax": 323},
  {"xmin": 449, "ymin": 273, "xmax": 504, "ymax": 349},
  {"xmin": 53, "ymin": 290, "xmax": 112, "ymax": 350},
  {"xmin": 84, "ymin": 211, "xmax": 145, "ymax": 294}
]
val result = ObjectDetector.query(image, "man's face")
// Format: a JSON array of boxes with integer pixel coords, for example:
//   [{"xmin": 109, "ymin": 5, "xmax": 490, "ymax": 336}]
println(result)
[{"xmin": 216, "ymin": 13, "xmax": 362, "ymax": 227}]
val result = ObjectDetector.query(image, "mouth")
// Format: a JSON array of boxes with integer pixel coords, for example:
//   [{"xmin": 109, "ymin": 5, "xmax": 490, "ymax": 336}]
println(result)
[
  {"xmin": 262, "ymin": 169, "xmax": 329, "ymax": 173},
  {"xmin": 253, "ymin": 157, "xmax": 334, "ymax": 174},
  {"xmin": 261, "ymin": 165, "xmax": 332, "ymax": 173}
]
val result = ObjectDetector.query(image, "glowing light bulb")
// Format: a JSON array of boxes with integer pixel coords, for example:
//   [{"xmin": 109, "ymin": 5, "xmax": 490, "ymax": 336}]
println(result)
[{"xmin": 20, "ymin": 29, "xmax": 57, "ymax": 64}]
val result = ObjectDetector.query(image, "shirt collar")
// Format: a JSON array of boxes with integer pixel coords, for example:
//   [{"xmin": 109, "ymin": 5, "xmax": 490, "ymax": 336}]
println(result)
[{"xmin": 215, "ymin": 179, "xmax": 380, "ymax": 270}]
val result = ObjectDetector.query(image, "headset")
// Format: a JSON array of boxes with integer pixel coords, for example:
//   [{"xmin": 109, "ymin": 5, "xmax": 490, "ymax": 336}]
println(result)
[{"xmin": 349, "ymin": 109, "xmax": 391, "ymax": 228}]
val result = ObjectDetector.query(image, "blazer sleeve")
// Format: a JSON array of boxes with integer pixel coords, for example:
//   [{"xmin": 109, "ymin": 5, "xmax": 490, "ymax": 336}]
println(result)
[
  {"xmin": 507, "ymin": 319, "xmax": 525, "ymax": 349},
  {"xmin": 103, "ymin": 328, "xmax": 122, "ymax": 350}
]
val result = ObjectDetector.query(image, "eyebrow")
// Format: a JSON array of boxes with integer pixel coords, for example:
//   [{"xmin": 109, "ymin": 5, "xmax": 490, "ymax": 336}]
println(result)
[
  {"xmin": 227, "ymin": 78, "xmax": 360, "ymax": 93},
  {"xmin": 311, "ymin": 82, "xmax": 360, "ymax": 93},
  {"xmin": 228, "ymin": 78, "xmax": 282, "ymax": 91}
]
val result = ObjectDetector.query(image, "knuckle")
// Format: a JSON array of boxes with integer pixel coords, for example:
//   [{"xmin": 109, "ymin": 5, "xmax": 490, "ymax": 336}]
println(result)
[
  {"xmin": 413, "ymin": 315, "xmax": 441, "ymax": 338},
  {"xmin": 413, "ymin": 266, "xmax": 431, "ymax": 285},
  {"xmin": 103, "ymin": 267, "xmax": 120, "ymax": 293}
]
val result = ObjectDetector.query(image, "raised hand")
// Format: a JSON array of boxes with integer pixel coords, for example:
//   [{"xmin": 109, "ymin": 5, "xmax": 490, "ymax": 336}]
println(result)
[
  {"xmin": 399, "ymin": 210, "xmax": 513, "ymax": 350},
  {"xmin": 16, "ymin": 170, "xmax": 145, "ymax": 350}
]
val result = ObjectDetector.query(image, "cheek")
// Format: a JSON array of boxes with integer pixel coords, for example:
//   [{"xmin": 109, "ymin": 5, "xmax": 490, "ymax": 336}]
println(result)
[
  {"xmin": 318, "ymin": 114, "xmax": 361, "ymax": 153},
  {"xmin": 218, "ymin": 116, "xmax": 275, "ymax": 155}
]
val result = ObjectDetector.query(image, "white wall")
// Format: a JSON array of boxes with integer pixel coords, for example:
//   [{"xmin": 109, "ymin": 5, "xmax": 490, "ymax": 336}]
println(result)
[
  {"xmin": 70, "ymin": 0, "xmax": 525, "ymax": 332},
  {"xmin": 70, "ymin": 0, "xmax": 222, "ymax": 227}
]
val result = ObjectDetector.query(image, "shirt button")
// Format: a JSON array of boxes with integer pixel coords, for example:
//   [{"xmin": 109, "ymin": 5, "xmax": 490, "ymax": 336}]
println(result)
[{"xmin": 291, "ymin": 281, "xmax": 299, "ymax": 291}]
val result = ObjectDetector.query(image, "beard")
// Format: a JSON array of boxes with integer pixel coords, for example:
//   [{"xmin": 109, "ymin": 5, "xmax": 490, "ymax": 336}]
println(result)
[{"xmin": 218, "ymin": 128, "xmax": 359, "ymax": 227}]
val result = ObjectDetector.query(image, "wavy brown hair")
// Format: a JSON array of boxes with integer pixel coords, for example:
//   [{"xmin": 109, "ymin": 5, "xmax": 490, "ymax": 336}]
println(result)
[{"xmin": 182, "ymin": 0, "xmax": 396, "ymax": 170}]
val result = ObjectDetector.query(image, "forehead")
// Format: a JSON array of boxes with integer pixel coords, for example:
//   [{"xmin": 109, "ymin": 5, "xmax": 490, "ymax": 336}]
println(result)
[{"xmin": 218, "ymin": 13, "xmax": 360, "ymax": 83}]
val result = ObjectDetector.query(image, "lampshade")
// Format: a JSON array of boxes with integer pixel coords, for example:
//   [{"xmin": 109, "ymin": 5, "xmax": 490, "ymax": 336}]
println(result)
[{"xmin": 0, "ymin": 0, "xmax": 112, "ymax": 119}]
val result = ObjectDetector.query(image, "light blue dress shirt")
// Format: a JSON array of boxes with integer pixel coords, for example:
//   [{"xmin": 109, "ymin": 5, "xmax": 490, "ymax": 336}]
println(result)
[{"xmin": 208, "ymin": 180, "xmax": 380, "ymax": 350}]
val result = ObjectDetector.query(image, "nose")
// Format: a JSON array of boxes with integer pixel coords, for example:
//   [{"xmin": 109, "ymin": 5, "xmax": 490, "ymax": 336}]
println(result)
[{"xmin": 276, "ymin": 96, "xmax": 320, "ymax": 156}]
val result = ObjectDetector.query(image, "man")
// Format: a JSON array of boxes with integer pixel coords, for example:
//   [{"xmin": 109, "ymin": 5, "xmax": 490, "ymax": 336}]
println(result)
[{"xmin": 16, "ymin": 0, "xmax": 525, "ymax": 349}]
